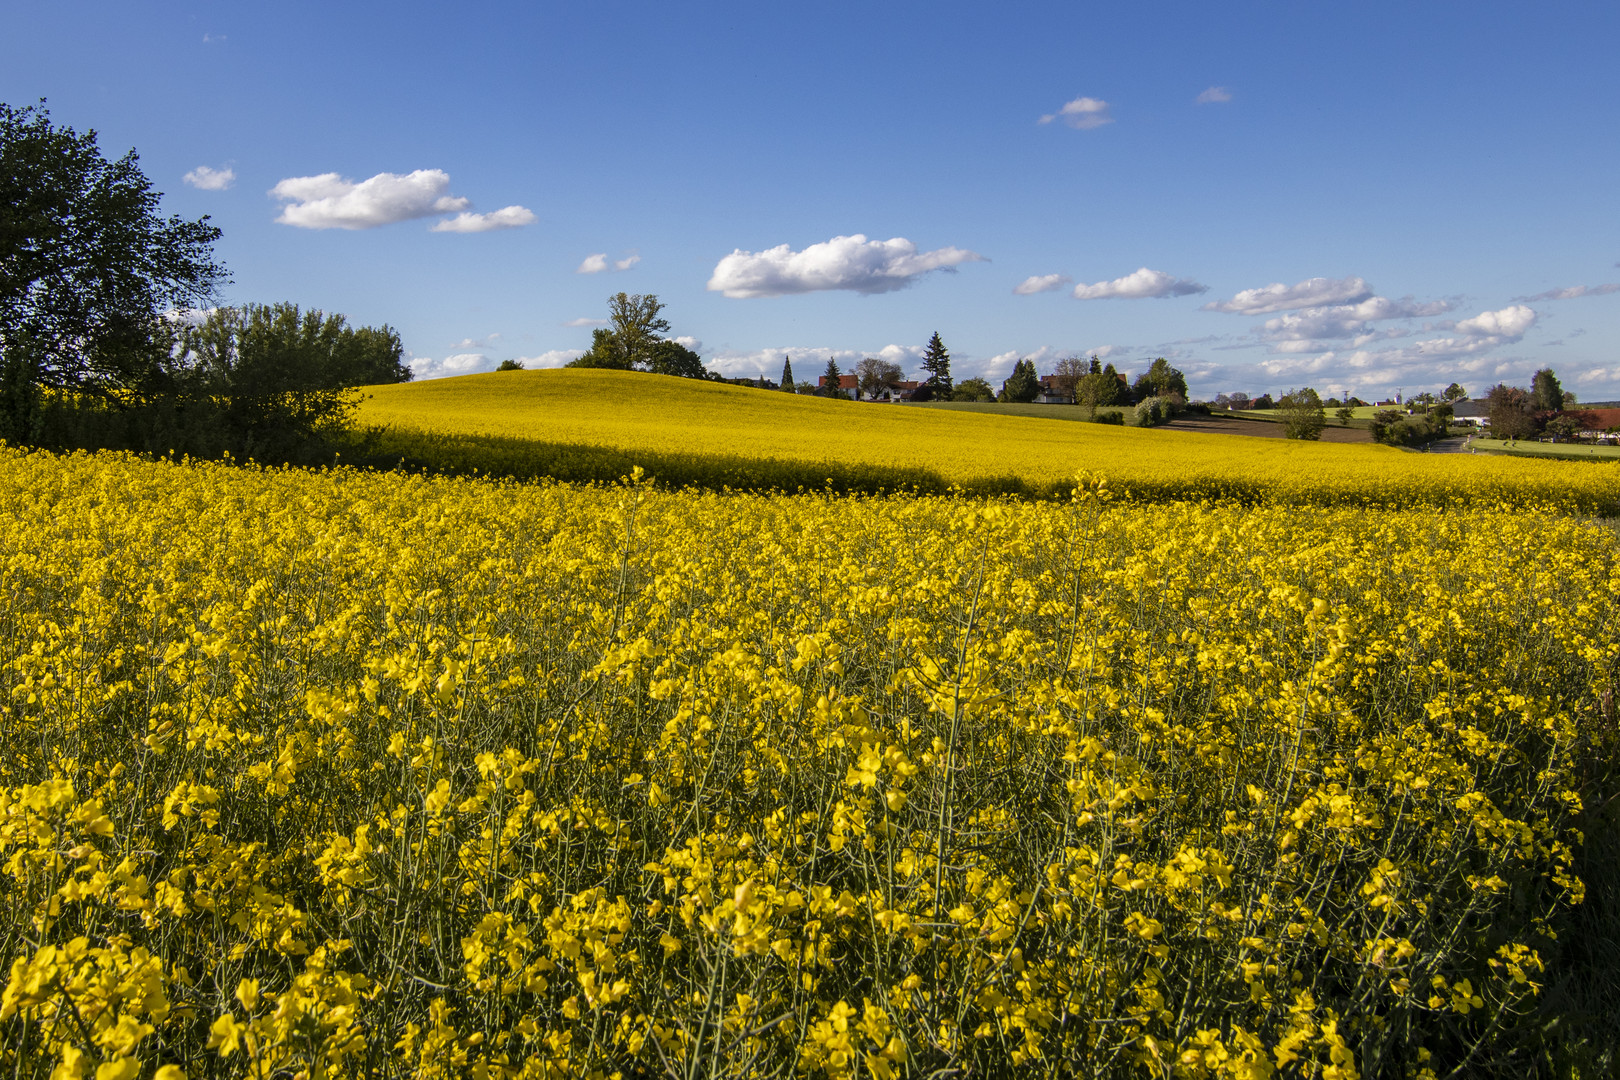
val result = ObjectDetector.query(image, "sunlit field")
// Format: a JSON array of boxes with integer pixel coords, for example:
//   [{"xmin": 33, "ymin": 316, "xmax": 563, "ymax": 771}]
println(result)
[
  {"xmin": 354, "ymin": 370, "xmax": 1620, "ymax": 510},
  {"xmin": 4, "ymin": 445, "xmax": 1618, "ymax": 1077}
]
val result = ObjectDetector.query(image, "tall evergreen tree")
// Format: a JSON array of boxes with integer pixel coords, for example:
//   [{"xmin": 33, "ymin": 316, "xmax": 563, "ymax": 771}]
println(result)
[
  {"xmin": 921, "ymin": 332, "xmax": 952, "ymax": 396},
  {"xmin": 780, "ymin": 355, "xmax": 795, "ymax": 392},
  {"xmin": 820, "ymin": 357, "xmax": 843, "ymax": 397}
]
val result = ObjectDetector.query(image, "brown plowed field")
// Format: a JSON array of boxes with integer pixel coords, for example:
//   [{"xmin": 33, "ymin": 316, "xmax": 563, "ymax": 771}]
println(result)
[{"xmin": 1162, "ymin": 415, "xmax": 1373, "ymax": 443}]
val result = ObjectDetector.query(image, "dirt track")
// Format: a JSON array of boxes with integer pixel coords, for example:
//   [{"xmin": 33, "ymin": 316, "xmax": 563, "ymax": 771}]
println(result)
[{"xmin": 1160, "ymin": 416, "xmax": 1373, "ymax": 443}]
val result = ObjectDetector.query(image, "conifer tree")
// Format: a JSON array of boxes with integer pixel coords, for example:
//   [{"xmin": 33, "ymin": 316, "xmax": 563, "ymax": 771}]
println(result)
[
  {"xmin": 921, "ymin": 332, "xmax": 953, "ymax": 396},
  {"xmin": 820, "ymin": 357, "xmax": 843, "ymax": 397},
  {"xmin": 780, "ymin": 355, "xmax": 795, "ymax": 392}
]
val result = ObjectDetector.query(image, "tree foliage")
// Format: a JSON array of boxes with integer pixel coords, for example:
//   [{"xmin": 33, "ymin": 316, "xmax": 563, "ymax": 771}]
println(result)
[
  {"xmin": 1048, "ymin": 355, "xmax": 1088, "ymax": 401},
  {"xmin": 0, "ymin": 100, "xmax": 228, "ymax": 440},
  {"xmin": 1076, "ymin": 362, "xmax": 1125, "ymax": 417},
  {"xmin": 951, "ymin": 377, "xmax": 995, "ymax": 403},
  {"xmin": 855, "ymin": 356, "xmax": 904, "ymax": 399},
  {"xmin": 1131, "ymin": 357, "xmax": 1188, "ymax": 403},
  {"xmin": 1486, "ymin": 383, "xmax": 1540, "ymax": 440},
  {"xmin": 819, "ymin": 358, "xmax": 844, "ymax": 397},
  {"xmin": 921, "ymin": 332, "xmax": 952, "ymax": 396},
  {"xmin": 780, "ymin": 355, "xmax": 794, "ymax": 393},
  {"xmin": 1278, "ymin": 387, "xmax": 1327, "ymax": 440},
  {"xmin": 999, "ymin": 359, "xmax": 1039, "ymax": 403},
  {"xmin": 166, "ymin": 302, "xmax": 408, "ymax": 459},
  {"xmin": 1530, "ymin": 368, "xmax": 1564, "ymax": 413},
  {"xmin": 567, "ymin": 293, "xmax": 710, "ymax": 379}
]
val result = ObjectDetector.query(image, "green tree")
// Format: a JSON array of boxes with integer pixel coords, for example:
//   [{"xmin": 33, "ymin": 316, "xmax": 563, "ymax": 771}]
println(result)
[
  {"xmin": 1486, "ymin": 383, "xmax": 1539, "ymax": 439},
  {"xmin": 921, "ymin": 332, "xmax": 952, "ymax": 396},
  {"xmin": 174, "ymin": 302, "xmax": 401, "ymax": 459},
  {"xmin": 497, "ymin": 359, "xmax": 525, "ymax": 371},
  {"xmin": 1075, "ymin": 361, "xmax": 1124, "ymax": 418},
  {"xmin": 646, "ymin": 339, "xmax": 707, "ymax": 379},
  {"xmin": 1278, "ymin": 387, "xmax": 1327, "ymax": 440},
  {"xmin": 951, "ymin": 377, "xmax": 995, "ymax": 402},
  {"xmin": 568, "ymin": 293, "xmax": 671, "ymax": 370},
  {"xmin": 1530, "ymin": 368, "xmax": 1564, "ymax": 412},
  {"xmin": 1049, "ymin": 355, "xmax": 1088, "ymax": 402},
  {"xmin": 780, "ymin": 355, "xmax": 795, "ymax": 393},
  {"xmin": 819, "ymin": 358, "xmax": 844, "ymax": 397},
  {"xmin": 1, "ymin": 101, "xmax": 228, "ymax": 442},
  {"xmin": 999, "ymin": 359, "xmax": 1039, "ymax": 403},
  {"xmin": 1336, "ymin": 405, "xmax": 1355, "ymax": 426},
  {"xmin": 855, "ymin": 356, "xmax": 903, "ymax": 399},
  {"xmin": 1441, "ymin": 382, "xmax": 1468, "ymax": 403},
  {"xmin": 1130, "ymin": 357, "xmax": 1189, "ymax": 402}
]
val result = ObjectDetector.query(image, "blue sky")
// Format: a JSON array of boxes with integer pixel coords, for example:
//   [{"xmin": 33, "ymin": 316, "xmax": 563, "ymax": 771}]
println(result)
[{"xmin": 6, "ymin": 0, "xmax": 1618, "ymax": 399}]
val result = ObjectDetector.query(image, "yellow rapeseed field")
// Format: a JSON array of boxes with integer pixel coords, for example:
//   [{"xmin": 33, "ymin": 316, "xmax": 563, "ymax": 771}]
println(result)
[
  {"xmin": 356, "ymin": 369, "xmax": 1620, "ymax": 510},
  {"xmin": 2, "ymin": 444, "xmax": 1615, "ymax": 1077}
]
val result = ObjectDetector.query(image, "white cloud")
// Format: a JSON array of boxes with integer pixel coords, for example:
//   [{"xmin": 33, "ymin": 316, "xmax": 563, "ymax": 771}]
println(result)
[
  {"xmin": 509, "ymin": 350, "xmax": 585, "ymax": 369},
  {"xmin": 1453, "ymin": 304, "xmax": 1537, "ymax": 339},
  {"xmin": 183, "ymin": 165, "xmax": 235, "ymax": 191},
  {"xmin": 1513, "ymin": 283, "xmax": 1620, "ymax": 302},
  {"xmin": 271, "ymin": 169, "xmax": 470, "ymax": 230},
  {"xmin": 448, "ymin": 333, "xmax": 500, "ymax": 351},
  {"xmin": 564, "ymin": 317, "xmax": 609, "ymax": 327},
  {"xmin": 1223, "ymin": 304, "xmax": 1541, "ymax": 394},
  {"xmin": 409, "ymin": 353, "xmax": 493, "ymax": 380},
  {"xmin": 431, "ymin": 205, "xmax": 537, "ymax": 233},
  {"xmin": 1204, "ymin": 276, "xmax": 1374, "ymax": 315},
  {"xmin": 707, "ymin": 234, "xmax": 985, "ymax": 299},
  {"xmin": 1039, "ymin": 97, "xmax": 1114, "ymax": 130},
  {"xmin": 1259, "ymin": 296, "xmax": 1454, "ymax": 345},
  {"xmin": 1071, "ymin": 267, "xmax": 1208, "ymax": 300},
  {"xmin": 1196, "ymin": 86, "xmax": 1233, "ymax": 105},
  {"xmin": 1014, "ymin": 273, "xmax": 1071, "ymax": 295},
  {"xmin": 576, "ymin": 252, "xmax": 638, "ymax": 274}
]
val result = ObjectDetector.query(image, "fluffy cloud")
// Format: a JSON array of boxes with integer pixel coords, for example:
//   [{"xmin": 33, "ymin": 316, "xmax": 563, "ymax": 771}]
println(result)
[
  {"xmin": 271, "ymin": 170, "xmax": 470, "ymax": 230},
  {"xmin": 707, "ymin": 234, "xmax": 985, "ymax": 299},
  {"xmin": 564, "ymin": 317, "xmax": 609, "ymax": 327},
  {"xmin": 408, "ymin": 353, "xmax": 492, "ymax": 380},
  {"xmin": 1071, "ymin": 267, "xmax": 1208, "ymax": 300},
  {"xmin": 577, "ymin": 252, "xmax": 639, "ymax": 274},
  {"xmin": 509, "ymin": 350, "xmax": 585, "ymax": 369},
  {"xmin": 1204, "ymin": 276, "xmax": 1373, "ymax": 315},
  {"xmin": 1260, "ymin": 296, "xmax": 1454, "ymax": 346},
  {"xmin": 1196, "ymin": 87, "xmax": 1233, "ymax": 104},
  {"xmin": 183, "ymin": 166, "xmax": 235, "ymax": 191},
  {"xmin": 448, "ymin": 333, "xmax": 500, "ymax": 351},
  {"xmin": 1453, "ymin": 304, "xmax": 1537, "ymax": 339},
  {"xmin": 1014, "ymin": 274, "xmax": 1071, "ymax": 295},
  {"xmin": 1513, "ymin": 283, "xmax": 1620, "ymax": 302},
  {"xmin": 431, "ymin": 206, "xmax": 537, "ymax": 233},
  {"xmin": 1039, "ymin": 97, "xmax": 1114, "ymax": 130},
  {"xmin": 1217, "ymin": 305, "xmax": 1541, "ymax": 396}
]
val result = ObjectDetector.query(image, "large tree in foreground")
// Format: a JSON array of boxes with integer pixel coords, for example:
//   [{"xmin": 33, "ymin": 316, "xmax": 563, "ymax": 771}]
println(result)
[{"xmin": 1, "ymin": 101, "xmax": 227, "ymax": 439}]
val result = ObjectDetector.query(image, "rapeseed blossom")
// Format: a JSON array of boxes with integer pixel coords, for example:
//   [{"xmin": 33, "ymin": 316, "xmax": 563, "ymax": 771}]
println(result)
[{"xmin": 0, "ymin": 445, "xmax": 1612, "ymax": 1077}]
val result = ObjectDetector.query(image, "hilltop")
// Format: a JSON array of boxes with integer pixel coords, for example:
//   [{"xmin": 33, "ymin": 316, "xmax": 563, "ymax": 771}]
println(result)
[{"xmin": 351, "ymin": 368, "xmax": 1616, "ymax": 510}]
